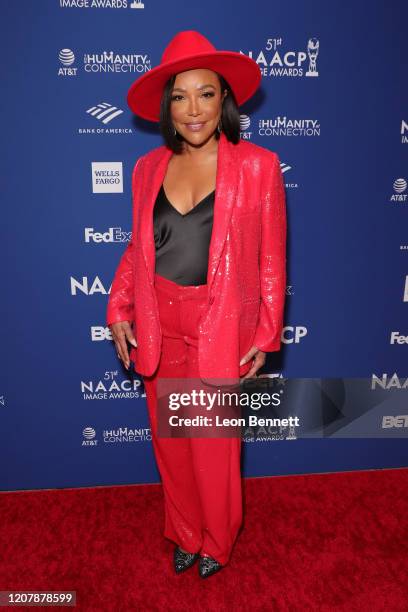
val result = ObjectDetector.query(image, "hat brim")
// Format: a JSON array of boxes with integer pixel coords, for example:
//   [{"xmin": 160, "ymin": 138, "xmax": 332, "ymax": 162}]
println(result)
[{"xmin": 127, "ymin": 51, "xmax": 261, "ymax": 122}]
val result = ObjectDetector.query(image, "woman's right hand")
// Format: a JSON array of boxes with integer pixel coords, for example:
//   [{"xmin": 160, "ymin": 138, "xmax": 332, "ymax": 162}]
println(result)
[{"xmin": 110, "ymin": 321, "xmax": 137, "ymax": 370}]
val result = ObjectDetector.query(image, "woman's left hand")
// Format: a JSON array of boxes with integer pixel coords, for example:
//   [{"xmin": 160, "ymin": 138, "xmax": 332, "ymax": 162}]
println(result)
[{"xmin": 239, "ymin": 346, "xmax": 266, "ymax": 379}]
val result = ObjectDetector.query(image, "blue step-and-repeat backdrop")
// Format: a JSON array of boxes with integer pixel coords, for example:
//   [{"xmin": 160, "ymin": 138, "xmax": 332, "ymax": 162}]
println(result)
[{"xmin": 2, "ymin": 0, "xmax": 407, "ymax": 491}]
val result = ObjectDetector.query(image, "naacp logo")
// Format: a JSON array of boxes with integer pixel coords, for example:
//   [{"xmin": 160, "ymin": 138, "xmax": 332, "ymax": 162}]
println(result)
[
  {"xmin": 70, "ymin": 275, "xmax": 111, "ymax": 296},
  {"xmin": 81, "ymin": 371, "xmax": 144, "ymax": 400},
  {"xmin": 372, "ymin": 373, "xmax": 408, "ymax": 389},
  {"xmin": 248, "ymin": 37, "xmax": 320, "ymax": 78}
]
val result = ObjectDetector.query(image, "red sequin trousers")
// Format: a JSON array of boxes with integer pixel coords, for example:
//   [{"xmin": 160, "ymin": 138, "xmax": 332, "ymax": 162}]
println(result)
[{"xmin": 142, "ymin": 273, "xmax": 243, "ymax": 566}]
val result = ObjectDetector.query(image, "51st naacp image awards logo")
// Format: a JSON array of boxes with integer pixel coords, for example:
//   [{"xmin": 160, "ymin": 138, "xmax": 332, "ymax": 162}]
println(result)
[
  {"xmin": 80, "ymin": 370, "xmax": 145, "ymax": 401},
  {"xmin": 247, "ymin": 36, "xmax": 320, "ymax": 78}
]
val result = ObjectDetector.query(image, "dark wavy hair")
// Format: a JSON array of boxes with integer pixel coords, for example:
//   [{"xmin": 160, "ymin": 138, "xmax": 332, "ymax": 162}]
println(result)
[{"xmin": 159, "ymin": 72, "xmax": 241, "ymax": 153}]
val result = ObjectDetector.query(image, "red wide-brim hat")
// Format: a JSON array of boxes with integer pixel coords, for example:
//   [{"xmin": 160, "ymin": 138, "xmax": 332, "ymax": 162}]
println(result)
[{"xmin": 127, "ymin": 30, "xmax": 261, "ymax": 122}]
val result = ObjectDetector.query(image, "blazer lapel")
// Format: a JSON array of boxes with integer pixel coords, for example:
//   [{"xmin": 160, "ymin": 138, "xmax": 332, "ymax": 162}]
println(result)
[
  {"xmin": 206, "ymin": 131, "xmax": 239, "ymax": 294},
  {"xmin": 139, "ymin": 130, "xmax": 239, "ymax": 295},
  {"xmin": 139, "ymin": 146, "xmax": 172, "ymax": 288}
]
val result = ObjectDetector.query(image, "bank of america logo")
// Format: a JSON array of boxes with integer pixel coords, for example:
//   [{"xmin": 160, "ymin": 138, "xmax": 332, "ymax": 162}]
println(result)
[{"xmin": 86, "ymin": 102, "xmax": 124, "ymax": 124}]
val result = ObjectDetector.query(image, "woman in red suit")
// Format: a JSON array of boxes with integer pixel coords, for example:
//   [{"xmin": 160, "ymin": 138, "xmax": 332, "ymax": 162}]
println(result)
[{"xmin": 107, "ymin": 30, "xmax": 287, "ymax": 578}]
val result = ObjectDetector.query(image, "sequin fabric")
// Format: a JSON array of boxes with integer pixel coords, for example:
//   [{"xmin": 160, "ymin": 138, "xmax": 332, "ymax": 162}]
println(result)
[
  {"xmin": 142, "ymin": 272, "xmax": 243, "ymax": 566},
  {"xmin": 173, "ymin": 547, "xmax": 200, "ymax": 574},
  {"xmin": 106, "ymin": 130, "xmax": 287, "ymax": 382},
  {"xmin": 199, "ymin": 554, "xmax": 223, "ymax": 578}
]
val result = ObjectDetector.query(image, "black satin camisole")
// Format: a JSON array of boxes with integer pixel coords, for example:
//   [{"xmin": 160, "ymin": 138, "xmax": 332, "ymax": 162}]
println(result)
[{"xmin": 153, "ymin": 184, "xmax": 215, "ymax": 286}]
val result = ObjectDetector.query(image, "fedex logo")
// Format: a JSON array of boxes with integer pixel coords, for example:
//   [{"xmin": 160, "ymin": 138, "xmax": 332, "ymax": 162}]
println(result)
[{"xmin": 84, "ymin": 227, "xmax": 131, "ymax": 243}]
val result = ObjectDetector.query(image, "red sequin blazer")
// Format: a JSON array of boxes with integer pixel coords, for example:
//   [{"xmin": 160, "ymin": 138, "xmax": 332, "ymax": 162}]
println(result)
[{"xmin": 106, "ymin": 131, "xmax": 287, "ymax": 381}]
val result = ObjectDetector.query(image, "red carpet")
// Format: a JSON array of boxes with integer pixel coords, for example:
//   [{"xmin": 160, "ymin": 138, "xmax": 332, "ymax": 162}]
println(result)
[{"xmin": 1, "ymin": 468, "xmax": 407, "ymax": 611}]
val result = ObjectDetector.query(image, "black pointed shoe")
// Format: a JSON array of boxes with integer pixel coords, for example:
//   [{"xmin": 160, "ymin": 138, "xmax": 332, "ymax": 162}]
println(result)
[
  {"xmin": 173, "ymin": 546, "xmax": 200, "ymax": 574},
  {"xmin": 198, "ymin": 554, "xmax": 223, "ymax": 578}
]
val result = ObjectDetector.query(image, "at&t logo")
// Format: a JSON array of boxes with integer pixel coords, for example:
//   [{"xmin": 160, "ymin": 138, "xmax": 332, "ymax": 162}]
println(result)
[{"xmin": 58, "ymin": 49, "xmax": 77, "ymax": 76}]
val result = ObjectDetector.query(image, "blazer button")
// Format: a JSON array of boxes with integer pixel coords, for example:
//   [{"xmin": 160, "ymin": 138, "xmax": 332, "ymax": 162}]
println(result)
[{"xmin": 209, "ymin": 296, "xmax": 215, "ymax": 305}]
